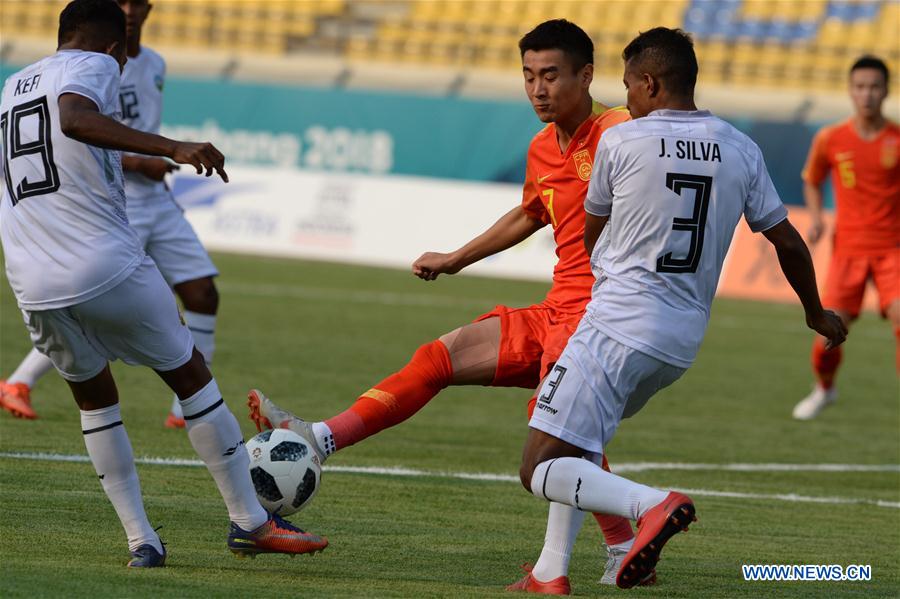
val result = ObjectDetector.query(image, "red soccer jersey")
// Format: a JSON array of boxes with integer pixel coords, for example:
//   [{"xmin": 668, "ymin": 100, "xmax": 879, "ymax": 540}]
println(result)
[
  {"xmin": 521, "ymin": 102, "xmax": 630, "ymax": 313},
  {"xmin": 802, "ymin": 118, "xmax": 900, "ymax": 255}
]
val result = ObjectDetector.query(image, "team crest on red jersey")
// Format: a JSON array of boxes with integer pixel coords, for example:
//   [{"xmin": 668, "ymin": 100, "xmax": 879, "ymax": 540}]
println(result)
[
  {"xmin": 573, "ymin": 149, "xmax": 592, "ymax": 181},
  {"xmin": 881, "ymin": 138, "xmax": 898, "ymax": 169}
]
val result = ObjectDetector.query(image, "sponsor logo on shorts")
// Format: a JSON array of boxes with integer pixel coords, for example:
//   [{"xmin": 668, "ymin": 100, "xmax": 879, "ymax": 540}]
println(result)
[{"xmin": 537, "ymin": 402, "xmax": 558, "ymax": 416}]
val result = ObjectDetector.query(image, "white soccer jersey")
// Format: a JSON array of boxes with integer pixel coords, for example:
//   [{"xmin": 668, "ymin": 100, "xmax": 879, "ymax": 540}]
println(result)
[
  {"xmin": 584, "ymin": 109, "xmax": 787, "ymax": 367},
  {"xmin": 0, "ymin": 50, "xmax": 143, "ymax": 310},
  {"xmin": 119, "ymin": 46, "xmax": 167, "ymax": 200}
]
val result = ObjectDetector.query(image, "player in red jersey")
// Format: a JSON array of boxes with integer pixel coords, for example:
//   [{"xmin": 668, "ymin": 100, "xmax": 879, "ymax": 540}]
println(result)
[
  {"xmin": 794, "ymin": 56, "xmax": 900, "ymax": 420},
  {"xmin": 248, "ymin": 20, "xmax": 643, "ymax": 592}
]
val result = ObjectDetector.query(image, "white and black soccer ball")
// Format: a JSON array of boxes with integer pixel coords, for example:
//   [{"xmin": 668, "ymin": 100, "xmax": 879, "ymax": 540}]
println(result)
[{"xmin": 246, "ymin": 428, "xmax": 321, "ymax": 516}]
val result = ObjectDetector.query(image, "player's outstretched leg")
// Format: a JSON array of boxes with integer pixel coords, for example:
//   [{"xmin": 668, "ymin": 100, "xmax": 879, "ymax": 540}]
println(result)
[
  {"xmin": 515, "ymin": 399, "xmax": 646, "ymax": 590},
  {"xmin": 248, "ymin": 318, "xmax": 499, "ymax": 461},
  {"xmin": 527, "ymin": 456, "xmax": 695, "ymax": 590},
  {"xmin": 166, "ymin": 276, "xmax": 220, "ymax": 429},
  {"xmin": 0, "ymin": 347, "xmax": 54, "ymax": 419},
  {"xmin": 159, "ymin": 350, "xmax": 327, "ymax": 557}
]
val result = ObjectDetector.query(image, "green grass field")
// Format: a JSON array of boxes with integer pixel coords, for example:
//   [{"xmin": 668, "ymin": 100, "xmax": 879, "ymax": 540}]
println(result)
[{"xmin": 1, "ymin": 252, "xmax": 898, "ymax": 598}]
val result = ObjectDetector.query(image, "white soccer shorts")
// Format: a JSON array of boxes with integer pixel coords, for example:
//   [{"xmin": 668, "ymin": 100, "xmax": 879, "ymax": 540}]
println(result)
[
  {"xmin": 528, "ymin": 318, "xmax": 686, "ymax": 454},
  {"xmin": 128, "ymin": 191, "xmax": 218, "ymax": 287},
  {"xmin": 22, "ymin": 256, "xmax": 195, "ymax": 382}
]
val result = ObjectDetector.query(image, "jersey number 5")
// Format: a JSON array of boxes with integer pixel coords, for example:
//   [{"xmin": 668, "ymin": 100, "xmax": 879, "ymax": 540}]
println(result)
[
  {"xmin": 1, "ymin": 96, "xmax": 61, "ymax": 206},
  {"xmin": 656, "ymin": 172, "xmax": 712, "ymax": 274}
]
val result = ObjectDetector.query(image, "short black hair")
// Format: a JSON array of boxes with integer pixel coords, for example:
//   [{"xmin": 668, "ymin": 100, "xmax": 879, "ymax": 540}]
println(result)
[
  {"xmin": 850, "ymin": 55, "xmax": 889, "ymax": 87},
  {"xmin": 58, "ymin": 0, "xmax": 126, "ymax": 47},
  {"xmin": 519, "ymin": 19, "xmax": 594, "ymax": 72},
  {"xmin": 622, "ymin": 27, "xmax": 698, "ymax": 98}
]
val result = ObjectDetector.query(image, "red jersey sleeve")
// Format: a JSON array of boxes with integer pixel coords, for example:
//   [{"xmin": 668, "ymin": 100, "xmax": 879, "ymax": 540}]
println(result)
[
  {"xmin": 802, "ymin": 127, "xmax": 833, "ymax": 185},
  {"xmin": 521, "ymin": 155, "xmax": 550, "ymax": 224}
]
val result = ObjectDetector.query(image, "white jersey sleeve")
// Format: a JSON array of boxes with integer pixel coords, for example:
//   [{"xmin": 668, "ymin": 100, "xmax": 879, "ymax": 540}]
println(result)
[
  {"xmin": 0, "ymin": 50, "xmax": 143, "ymax": 311},
  {"xmin": 744, "ymin": 145, "xmax": 788, "ymax": 232},
  {"xmin": 584, "ymin": 136, "xmax": 616, "ymax": 217},
  {"xmin": 57, "ymin": 51, "xmax": 120, "ymax": 114}
]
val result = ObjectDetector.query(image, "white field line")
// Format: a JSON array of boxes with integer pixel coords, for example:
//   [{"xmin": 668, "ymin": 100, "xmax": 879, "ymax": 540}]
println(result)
[
  {"xmin": 2, "ymin": 452, "xmax": 897, "ymax": 509},
  {"xmin": 218, "ymin": 281, "xmax": 891, "ymax": 340}
]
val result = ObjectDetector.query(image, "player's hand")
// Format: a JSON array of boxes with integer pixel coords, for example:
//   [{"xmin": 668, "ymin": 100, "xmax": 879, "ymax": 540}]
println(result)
[
  {"xmin": 807, "ymin": 309, "xmax": 848, "ymax": 350},
  {"xmin": 138, "ymin": 157, "xmax": 179, "ymax": 181},
  {"xmin": 412, "ymin": 252, "xmax": 461, "ymax": 281},
  {"xmin": 170, "ymin": 141, "xmax": 229, "ymax": 182},
  {"xmin": 807, "ymin": 217, "xmax": 825, "ymax": 245}
]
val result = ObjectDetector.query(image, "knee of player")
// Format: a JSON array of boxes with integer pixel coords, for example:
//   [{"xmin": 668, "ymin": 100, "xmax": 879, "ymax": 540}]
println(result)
[
  {"xmin": 519, "ymin": 461, "xmax": 536, "ymax": 492},
  {"xmin": 177, "ymin": 278, "xmax": 219, "ymax": 313}
]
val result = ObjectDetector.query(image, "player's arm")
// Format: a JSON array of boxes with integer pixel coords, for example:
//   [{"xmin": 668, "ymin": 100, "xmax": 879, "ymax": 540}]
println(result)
[
  {"xmin": 762, "ymin": 219, "xmax": 847, "ymax": 348},
  {"xmin": 801, "ymin": 129, "xmax": 831, "ymax": 244},
  {"xmin": 121, "ymin": 154, "xmax": 179, "ymax": 182},
  {"xmin": 58, "ymin": 93, "xmax": 227, "ymax": 182},
  {"xmin": 584, "ymin": 213, "xmax": 609, "ymax": 256},
  {"xmin": 412, "ymin": 206, "xmax": 545, "ymax": 280},
  {"xmin": 803, "ymin": 181, "xmax": 826, "ymax": 244}
]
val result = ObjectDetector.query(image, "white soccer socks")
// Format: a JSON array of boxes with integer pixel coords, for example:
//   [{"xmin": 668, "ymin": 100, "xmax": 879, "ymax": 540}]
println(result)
[
  {"xmin": 184, "ymin": 311, "xmax": 217, "ymax": 365},
  {"xmin": 531, "ymin": 501, "xmax": 585, "ymax": 582},
  {"xmin": 531, "ymin": 457, "xmax": 669, "ymax": 521},
  {"xmin": 80, "ymin": 404, "xmax": 161, "ymax": 553},
  {"xmin": 8, "ymin": 347, "xmax": 54, "ymax": 388},
  {"xmin": 180, "ymin": 379, "xmax": 267, "ymax": 531},
  {"xmin": 171, "ymin": 311, "xmax": 219, "ymax": 420}
]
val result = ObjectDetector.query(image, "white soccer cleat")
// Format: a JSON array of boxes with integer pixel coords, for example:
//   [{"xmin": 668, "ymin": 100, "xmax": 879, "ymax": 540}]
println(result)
[
  {"xmin": 792, "ymin": 385, "xmax": 837, "ymax": 420},
  {"xmin": 600, "ymin": 541, "xmax": 656, "ymax": 586},
  {"xmin": 247, "ymin": 389, "xmax": 326, "ymax": 462}
]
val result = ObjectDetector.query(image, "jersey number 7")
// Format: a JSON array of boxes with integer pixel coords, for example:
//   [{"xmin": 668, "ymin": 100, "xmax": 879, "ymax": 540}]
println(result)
[
  {"xmin": 656, "ymin": 172, "xmax": 712, "ymax": 274},
  {"xmin": 1, "ymin": 96, "xmax": 60, "ymax": 206}
]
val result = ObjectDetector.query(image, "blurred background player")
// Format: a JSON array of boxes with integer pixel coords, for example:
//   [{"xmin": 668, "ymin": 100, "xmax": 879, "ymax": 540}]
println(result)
[
  {"xmin": 519, "ymin": 27, "xmax": 847, "ymax": 589},
  {"xmin": 793, "ymin": 55, "xmax": 900, "ymax": 420},
  {"xmin": 0, "ymin": 0, "xmax": 325, "ymax": 566},
  {"xmin": 0, "ymin": 0, "xmax": 220, "ymax": 429},
  {"xmin": 248, "ymin": 19, "xmax": 651, "ymax": 592}
]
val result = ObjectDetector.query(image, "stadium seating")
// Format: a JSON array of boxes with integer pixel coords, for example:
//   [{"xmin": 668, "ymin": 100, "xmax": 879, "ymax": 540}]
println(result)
[{"xmin": 1, "ymin": 0, "xmax": 896, "ymax": 93}]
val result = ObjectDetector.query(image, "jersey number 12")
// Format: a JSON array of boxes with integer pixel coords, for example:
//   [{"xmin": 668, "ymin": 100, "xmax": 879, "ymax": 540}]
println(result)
[
  {"xmin": 1, "ymin": 96, "xmax": 61, "ymax": 206},
  {"xmin": 656, "ymin": 172, "xmax": 712, "ymax": 274}
]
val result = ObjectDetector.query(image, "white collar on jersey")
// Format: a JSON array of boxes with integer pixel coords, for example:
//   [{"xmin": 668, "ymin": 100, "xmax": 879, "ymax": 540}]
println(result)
[{"xmin": 648, "ymin": 109, "xmax": 713, "ymax": 118}]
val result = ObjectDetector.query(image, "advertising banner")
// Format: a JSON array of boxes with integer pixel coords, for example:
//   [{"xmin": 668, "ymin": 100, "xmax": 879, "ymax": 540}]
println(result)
[{"xmin": 175, "ymin": 165, "xmax": 558, "ymax": 281}]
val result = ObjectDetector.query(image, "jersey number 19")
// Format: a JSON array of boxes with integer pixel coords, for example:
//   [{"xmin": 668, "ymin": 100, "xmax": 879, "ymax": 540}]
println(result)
[{"xmin": 1, "ymin": 95, "xmax": 60, "ymax": 206}]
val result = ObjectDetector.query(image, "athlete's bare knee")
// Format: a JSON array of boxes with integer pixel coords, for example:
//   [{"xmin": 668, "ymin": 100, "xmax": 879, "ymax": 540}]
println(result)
[
  {"xmin": 519, "ymin": 462, "xmax": 535, "ymax": 492},
  {"xmin": 439, "ymin": 318, "xmax": 501, "ymax": 385},
  {"xmin": 174, "ymin": 277, "xmax": 219, "ymax": 314},
  {"xmin": 155, "ymin": 349, "xmax": 212, "ymax": 399},
  {"xmin": 67, "ymin": 366, "xmax": 119, "ymax": 411}
]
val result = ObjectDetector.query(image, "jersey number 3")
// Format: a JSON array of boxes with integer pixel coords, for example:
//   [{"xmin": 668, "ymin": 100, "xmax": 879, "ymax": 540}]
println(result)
[
  {"xmin": 1, "ymin": 96, "xmax": 61, "ymax": 206},
  {"xmin": 656, "ymin": 172, "xmax": 712, "ymax": 274}
]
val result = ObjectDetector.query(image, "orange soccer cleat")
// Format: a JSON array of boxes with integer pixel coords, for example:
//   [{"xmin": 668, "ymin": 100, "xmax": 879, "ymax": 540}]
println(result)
[
  {"xmin": 163, "ymin": 412, "xmax": 185, "ymax": 429},
  {"xmin": 0, "ymin": 380, "xmax": 37, "ymax": 419},
  {"xmin": 506, "ymin": 563, "xmax": 571, "ymax": 595},
  {"xmin": 616, "ymin": 491, "xmax": 696, "ymax": 589},
  {"xmin": 227, "ymin": 513, "xmax": 328, "ymax": 558}
]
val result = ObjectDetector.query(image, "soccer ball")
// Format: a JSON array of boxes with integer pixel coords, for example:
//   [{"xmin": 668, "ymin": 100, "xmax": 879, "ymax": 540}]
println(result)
[{"xmin": 245, "ymin": 428, "xmax": 321, "ymax": 516}]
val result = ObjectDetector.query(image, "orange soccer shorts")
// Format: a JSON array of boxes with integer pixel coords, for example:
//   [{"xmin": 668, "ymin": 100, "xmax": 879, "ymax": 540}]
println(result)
[
  {"xmin": 822, "ymin": 248, "xmax": 900, "ymax": 318},
  {"xmin": 474, "ymin": 303, "xmax": 582, "ymax": 390}
]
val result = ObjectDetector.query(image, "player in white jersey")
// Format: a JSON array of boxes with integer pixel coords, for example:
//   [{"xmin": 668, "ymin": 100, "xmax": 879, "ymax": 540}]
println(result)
[
  {"xmin": 0, "ymin": 0, "xmax": 326, "ymax": 566},
  {"xmin": 0, "ymin": 0, "xmax": 218, "ymax": 429},
  {"xmin": 515, "ymin": 28, "xmax": 847, "ymax": 589}
]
